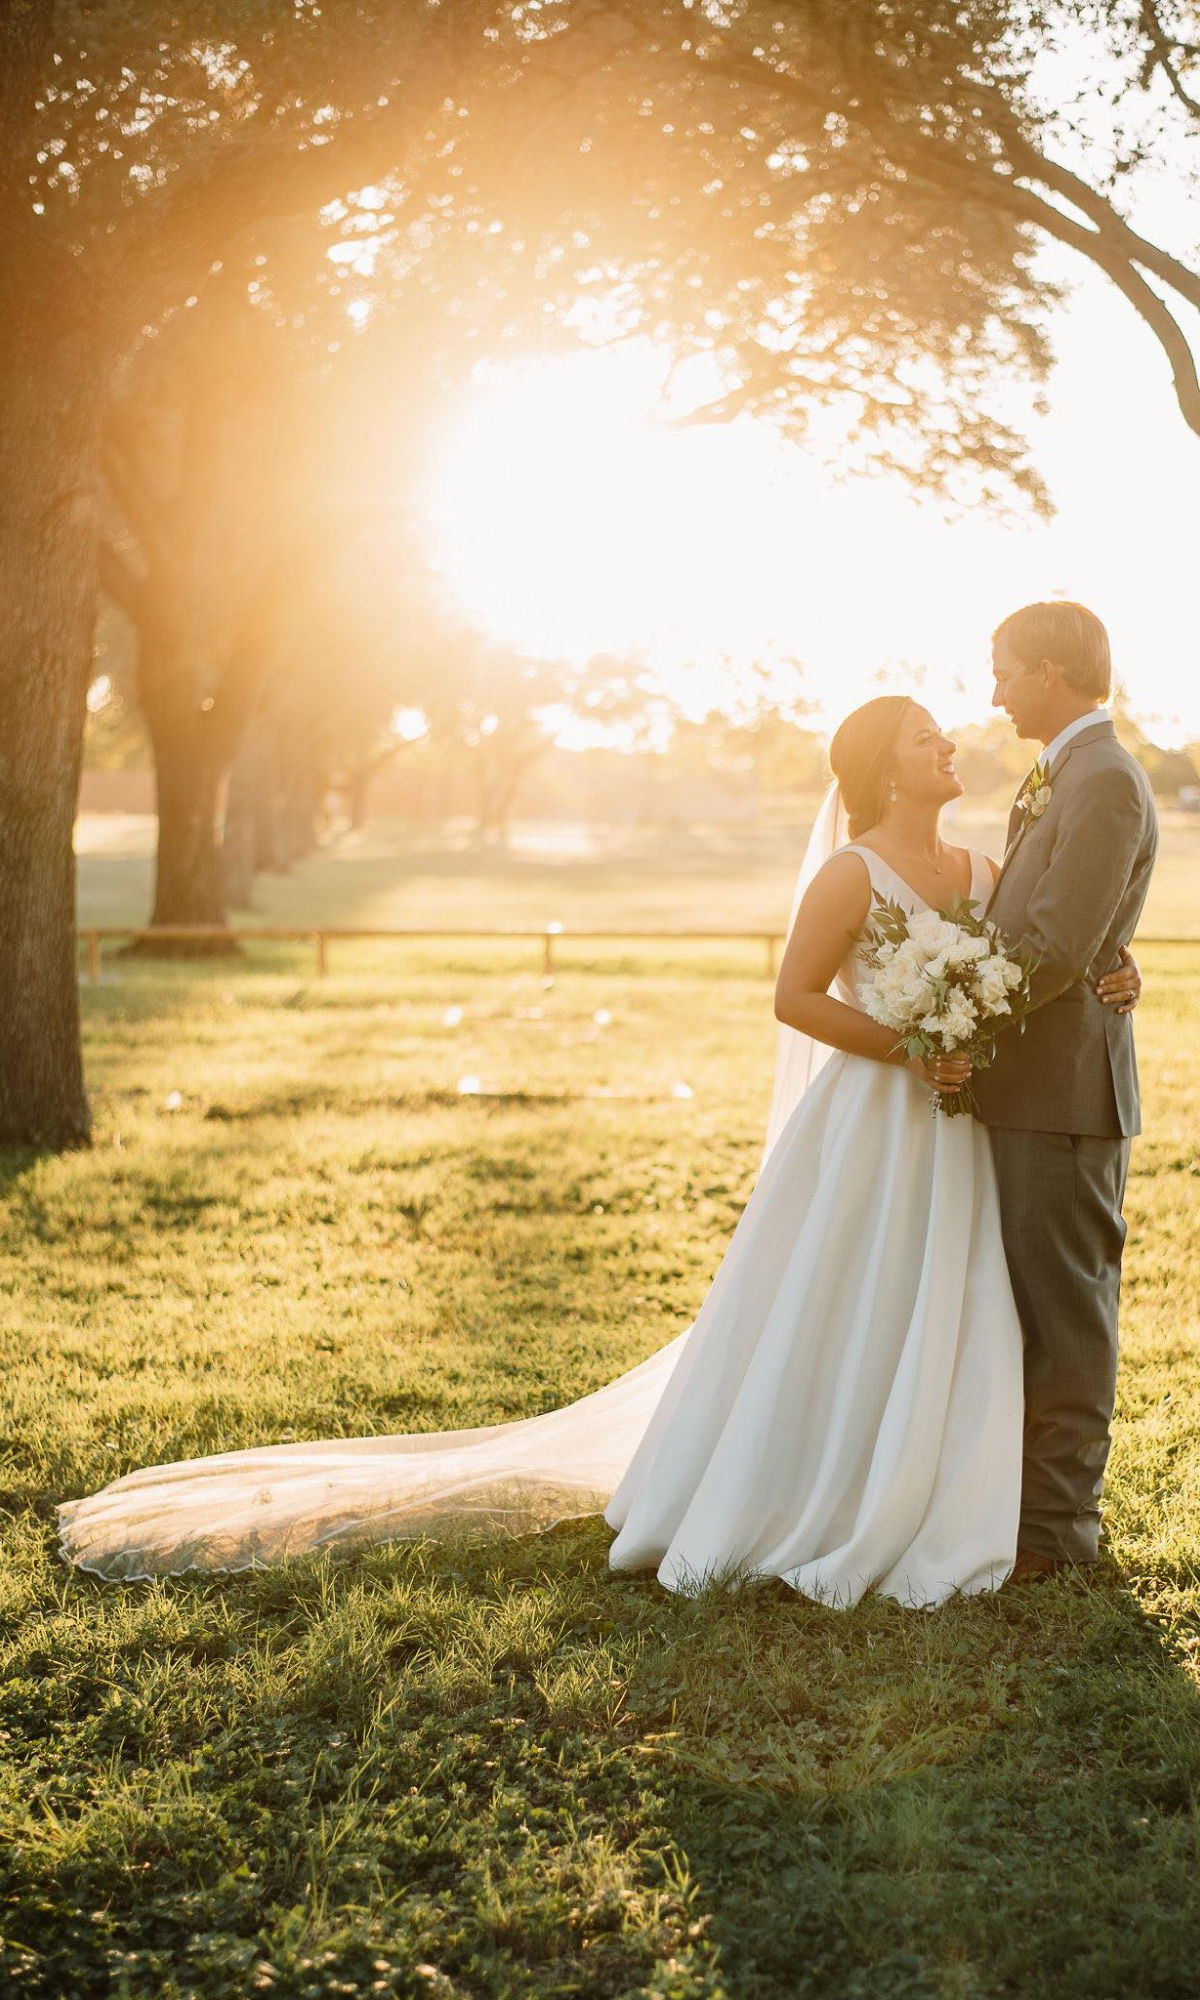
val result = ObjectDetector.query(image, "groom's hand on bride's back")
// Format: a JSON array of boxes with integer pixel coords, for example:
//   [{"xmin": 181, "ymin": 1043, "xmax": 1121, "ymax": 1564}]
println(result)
[{"xmin": 1094, "ymin": 944, "xmax": 1142, "ymax": 1016}]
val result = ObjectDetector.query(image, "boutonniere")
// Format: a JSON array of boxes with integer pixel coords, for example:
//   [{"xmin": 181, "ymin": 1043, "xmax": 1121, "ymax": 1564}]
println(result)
[{"xmin": 1017, "ymin": 758, "xmax": 1052, "ymax": 821}]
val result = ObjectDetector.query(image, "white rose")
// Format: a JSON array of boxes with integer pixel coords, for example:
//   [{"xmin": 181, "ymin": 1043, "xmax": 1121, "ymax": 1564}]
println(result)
[
  {"xmin": 936, "ymin": 991, "xmax": 978, "ymax": 1048},
  {"xmin": 864, "ymin": 967, "xmax": 912, "ymax": 1030},
  {"xmin": 900, "ymin": 977, "xmax": 933, "ymax": 1015},
  {"xmin": 973, "ymin": 957, "xmax": 1012, "ymax": 1008},
  {"xmin": 876, "ymin": 944, "xmax": 931, "ymax": 1016},
  {"xmin": 908, "ymin": 913, "xmax": 957, "ymax": 955},
  {"xmin": 863, "ymin": 985, "xmax": 894, "ymax": 1027},
  {"xmin": 946, "ymin": 932, "xmax": 990, "ymax": 968}
]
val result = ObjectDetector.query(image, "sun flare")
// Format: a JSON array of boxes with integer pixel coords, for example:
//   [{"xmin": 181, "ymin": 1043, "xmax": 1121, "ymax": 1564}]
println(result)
[
  {"xmin": 425, "ymin": 324, "xmax": 1199, "ymax": 749},
  {"xmin": 425, "ymin": 344, "xmax": 817, "ymax": 711}
]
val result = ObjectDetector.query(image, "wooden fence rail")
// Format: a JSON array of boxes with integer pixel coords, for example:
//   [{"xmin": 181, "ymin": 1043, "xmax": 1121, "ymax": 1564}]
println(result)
[
  {"xmin": 76, "ymin": 925, "xmax": 1194, "ymax": 984},
  {"xmin": 77, "ymin": 923, "xmax": 792, "ymax": 980}
]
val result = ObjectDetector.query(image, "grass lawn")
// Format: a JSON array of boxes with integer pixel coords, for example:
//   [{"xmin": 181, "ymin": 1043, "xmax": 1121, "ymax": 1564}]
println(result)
[
  {"xmin": 2, "ymin": 830, "xmax": 1199, "ymax": 1997},
  {"xmin": 73, "ymin": 807, "xmax": 1200, "ymax": 939}
]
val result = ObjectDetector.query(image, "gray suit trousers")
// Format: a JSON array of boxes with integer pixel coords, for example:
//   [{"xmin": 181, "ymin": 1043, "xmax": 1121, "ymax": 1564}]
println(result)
[{"xmin": 988, "ymin": 1128, "xmax": 1131, "ymax": 1563}]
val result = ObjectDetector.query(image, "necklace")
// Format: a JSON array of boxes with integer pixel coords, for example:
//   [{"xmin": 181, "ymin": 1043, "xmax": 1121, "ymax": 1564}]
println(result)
[{"xmin": 887, "ymin": 841, "xmax": 947, "ymax": 877}]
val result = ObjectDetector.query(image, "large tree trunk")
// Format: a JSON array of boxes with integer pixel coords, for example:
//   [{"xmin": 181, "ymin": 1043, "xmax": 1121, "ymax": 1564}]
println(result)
[
  {"xmin": 276, "ymin": 771, "xmax": 322, "ymax": 869},
  {"xmin": 0, "ymin": 340, "xmax": 99, "ymax": 1148},
  {"xmin": 222, "ymin": 726, "xmax": 293, "ymax": 905},
  {"xmin": 130, "ymin": 679, "xmax": 240, "ymax": 955}
]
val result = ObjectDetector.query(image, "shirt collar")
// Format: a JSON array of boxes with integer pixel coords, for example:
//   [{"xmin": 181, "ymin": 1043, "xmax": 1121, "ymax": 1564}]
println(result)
[{"xmin": 1042, "ymin": 706, "xmax": 1110, "ymax": 773}]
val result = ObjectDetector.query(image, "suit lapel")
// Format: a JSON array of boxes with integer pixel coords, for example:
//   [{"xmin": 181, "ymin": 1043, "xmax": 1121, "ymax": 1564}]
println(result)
[
  {"xmin": 996, "ymin": 779, "xmax": 1035, "ymax": 882},
  {"xmin": 988, "ymin": 718, "xmax": 1116, "ymax": 910},
  {"xmin": 991, "ymin": 805, "xmax": 1031, "ymax": 900}
]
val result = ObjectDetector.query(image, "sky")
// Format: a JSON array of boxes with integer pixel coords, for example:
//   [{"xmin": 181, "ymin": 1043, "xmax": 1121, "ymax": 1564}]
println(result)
[{"xmin": 424, "ymin": 242, "xmax": 1200, "ymax": 751}]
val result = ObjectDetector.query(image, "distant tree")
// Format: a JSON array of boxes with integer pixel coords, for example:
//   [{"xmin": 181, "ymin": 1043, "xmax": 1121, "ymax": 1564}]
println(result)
[
  {"xmin": 661, "ymin": 670, "xmax": 825, "ymax": 819},
  {"xmin": 1111, "ymin": 690, "xmax": 1200, "ymax": 796},
  {"xmin": 435, "ymin": 645, "xmax": 558, "ymax": 843},
  {"xmin": 100, "ymin": 274, "xmax": 342, "ymax": 945},
  {"xmin": 1141, "ymin": 742, "xmax": 1200, "ymax": 795},
  {"xmin": 222, "ymin": 541, "xmax": 456, "ymax": 899},
  {"xmin": 955, "ymin": 697, "xmax": 1200, "ymax": 800},
  {"xmin": 563, "ymin": 658, "xmax": 682, "ymax": 755},
  {"xmin": 950, "ymin": 717, "xmax": 1034, "ymax": 798},
  {"xmin": 83, "ymin": 608, "xmax": 147, "ymax": 774},
  {"xmin": 334, "ymin": 723, "xmax": 431, "ymax": 840},
  {"xmin": 0, "ymin": 0, "xmax": 526, "ymax": 1143}
]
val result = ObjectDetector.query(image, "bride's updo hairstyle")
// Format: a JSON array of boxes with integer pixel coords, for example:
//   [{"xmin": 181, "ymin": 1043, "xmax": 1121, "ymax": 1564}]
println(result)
[{"xmin": 828, "ymin": 695, "xmax": 913, "ymax": 839}]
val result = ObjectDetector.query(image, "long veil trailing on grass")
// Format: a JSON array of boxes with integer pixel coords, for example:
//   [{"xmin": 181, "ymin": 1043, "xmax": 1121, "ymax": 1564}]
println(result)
[{"xmin": 57, "ymin": 791, "xmax": 847, "ymax": 1583}]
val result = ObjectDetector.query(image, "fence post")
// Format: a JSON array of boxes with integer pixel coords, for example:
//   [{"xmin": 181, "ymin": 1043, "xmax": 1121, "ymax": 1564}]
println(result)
[
  {"xmin": 542, "ymin": 923, "xmax": 566, "ymax": 976},
  {"xmin": 86, "ymin": 932, "xmax": 102, "ymax": 982},
  {"xmin": 764, "ymin": 935, "xmax": 777, "ymax": 979},
  {"xmin": 314, "ymin": 932, "xmax": 328, "ymax": 977}
]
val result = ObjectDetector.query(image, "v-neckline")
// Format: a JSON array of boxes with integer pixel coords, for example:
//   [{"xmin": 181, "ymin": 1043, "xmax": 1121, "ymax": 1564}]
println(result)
[{"xmin": 849, "ymin": 845, "xmax": 977, "ymax": 914}]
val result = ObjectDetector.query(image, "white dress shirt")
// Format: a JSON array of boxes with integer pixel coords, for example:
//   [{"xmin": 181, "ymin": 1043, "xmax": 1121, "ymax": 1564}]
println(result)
[{"xmin": 1042, "ymin": 706, "xmax": 1111, "ymax": 773}]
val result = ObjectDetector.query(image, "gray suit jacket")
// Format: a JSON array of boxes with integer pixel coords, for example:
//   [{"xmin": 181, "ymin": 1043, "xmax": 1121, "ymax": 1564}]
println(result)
[{"xmin": 973, "ymin": 720, "xmax": 1158, "ymax": 1139}]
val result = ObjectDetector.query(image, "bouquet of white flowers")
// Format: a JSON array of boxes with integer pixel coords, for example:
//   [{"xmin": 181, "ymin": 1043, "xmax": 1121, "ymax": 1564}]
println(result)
[{"xmin": 858, "ymin": 893, "xmax": 1037, "ymax": 1116}]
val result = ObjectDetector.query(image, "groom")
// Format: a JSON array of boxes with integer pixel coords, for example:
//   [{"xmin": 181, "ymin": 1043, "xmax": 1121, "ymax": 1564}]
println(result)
[{"xmin": 976, "ymin": 601, "xmax": 1158, "ymax": 1580}]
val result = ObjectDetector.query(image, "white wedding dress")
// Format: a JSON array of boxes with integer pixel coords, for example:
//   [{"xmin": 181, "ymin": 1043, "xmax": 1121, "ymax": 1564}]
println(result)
[{"xmin": 57, "ymin": 818, "xmax": 1023, "ymax": 1607}]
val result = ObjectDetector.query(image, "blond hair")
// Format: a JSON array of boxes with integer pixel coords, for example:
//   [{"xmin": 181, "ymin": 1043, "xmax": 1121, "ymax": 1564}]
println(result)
[{"xmin": 992, "ymin": 601, "xmax": 1112, "ymax": 700}]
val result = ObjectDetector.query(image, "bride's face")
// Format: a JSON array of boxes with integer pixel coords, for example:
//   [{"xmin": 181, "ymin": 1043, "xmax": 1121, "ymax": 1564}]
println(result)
[{"xmin": 891, "ymin": 707, "xmax": 963, "ymax": 806}]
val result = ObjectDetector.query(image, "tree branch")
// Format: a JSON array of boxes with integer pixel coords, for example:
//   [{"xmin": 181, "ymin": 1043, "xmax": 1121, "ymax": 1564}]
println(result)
[
  {"xmin": 111, "ymin": 35, "xmax": 467, "ymax": 338},
  {"xmin": 900, "ymin": 142, "xmax": 1200, "ymax": 439},
  {"xmin": 1139, "ymin": 1, "xmax": 1200, "ymax": 121},
  {"xmin": 699, "ymin": 36, "xmax": 1200, "ymax": 323},
  {"xmin": 1000, "ymin": 132, "xmax": 1200, "ymax": 314}
]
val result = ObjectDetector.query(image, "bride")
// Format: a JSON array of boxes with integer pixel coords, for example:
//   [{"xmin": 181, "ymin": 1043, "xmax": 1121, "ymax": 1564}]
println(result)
[{"xmin": 57, "ymin": 696, "xmax": 1140, "ymax": 1606}]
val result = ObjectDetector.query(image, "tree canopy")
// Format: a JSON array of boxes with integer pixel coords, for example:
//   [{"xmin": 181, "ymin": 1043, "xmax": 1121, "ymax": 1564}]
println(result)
[
  {"xmin": 644, "ymin": 1, "xmax": 1200, "ymax": 445},
  {"xmin": 4, "ymin": 0, "xmax": 1199, "ymax": 1145}
]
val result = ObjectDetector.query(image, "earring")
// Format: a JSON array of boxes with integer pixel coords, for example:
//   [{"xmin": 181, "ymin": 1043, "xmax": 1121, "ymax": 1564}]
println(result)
[{"xmin": 888, "ymin": 781, "xmax": 899, "ymax": 804}]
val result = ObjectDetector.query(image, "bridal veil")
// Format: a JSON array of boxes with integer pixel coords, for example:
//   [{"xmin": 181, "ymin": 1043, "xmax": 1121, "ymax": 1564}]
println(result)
[{"xmin": 58, "ymin": 789, "xmax": 846, "ymax": 1581}]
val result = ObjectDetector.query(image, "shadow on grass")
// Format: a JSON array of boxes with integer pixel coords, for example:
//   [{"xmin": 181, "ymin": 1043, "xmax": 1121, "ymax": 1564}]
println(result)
[
  {"xmin": 14, "ymin": 1521, "xmax": 1200, "ymax": 2000},
  {"xmin": 638, "ymin": 1562, "xmax": 1200, "ymax": 1999},
  {"xmin": 0, "ymin": 1146, "xmax": 84, "ymax": 1201}
]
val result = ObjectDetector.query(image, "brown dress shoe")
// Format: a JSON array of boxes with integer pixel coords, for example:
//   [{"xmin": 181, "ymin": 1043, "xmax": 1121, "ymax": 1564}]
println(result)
[{"xmin": 1006, "ymin": 1548, "xmax": 1070, "ymax": 1586}]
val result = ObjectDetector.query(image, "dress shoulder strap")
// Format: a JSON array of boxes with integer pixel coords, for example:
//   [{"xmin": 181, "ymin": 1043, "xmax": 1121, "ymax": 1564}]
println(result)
[
  {"xmin": 965, "ymin": 848, "xmax": 997, "ymax": 907},
  {"xmin": 835, "ymin": 843, "xmax": 884, "ymax": 892}
]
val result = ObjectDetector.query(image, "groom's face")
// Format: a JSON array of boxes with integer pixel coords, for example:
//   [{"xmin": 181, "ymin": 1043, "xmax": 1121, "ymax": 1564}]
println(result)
[{"xmin": 991, "ymin": 640, "xmax": 1050, "ymax": 741}]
